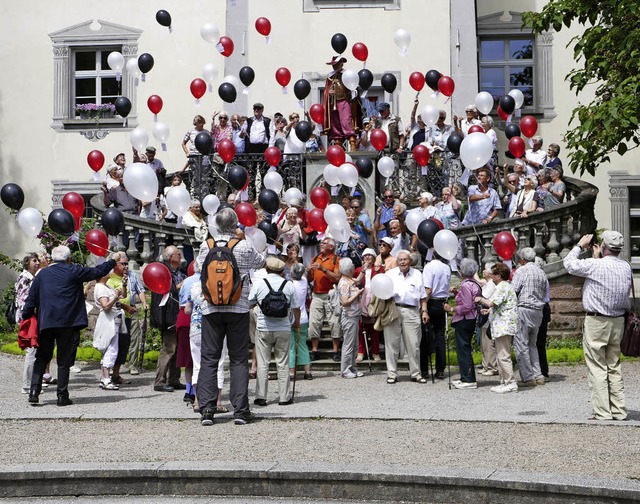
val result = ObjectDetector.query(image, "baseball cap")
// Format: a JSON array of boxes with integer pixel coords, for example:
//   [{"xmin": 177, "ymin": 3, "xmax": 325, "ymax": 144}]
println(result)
[{"xmin": 601, "ymin": 230, "xmax": 624, "ymax": 251}]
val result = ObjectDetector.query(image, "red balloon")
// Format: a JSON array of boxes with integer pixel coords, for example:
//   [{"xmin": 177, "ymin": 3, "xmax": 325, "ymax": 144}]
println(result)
[
  {"xmin": 508, "ymin": 137, "xmax": 526, "ymax": 159},
  {"xmin": 255, "ymin": 17, "xmax": 271, "ymax": 37},
  {"xmin": 190, "ymin": 78, "xmax": 206, "ymax": 100},
  {"xmin": 369, "ymin": 129, "xmax": 388, "ymax": 152},
  {"xmin": 87, "ymin": 150, "xmax": 105, "ymax": 172},
  {"xmin": 352, "ymin": 42, "xmax": 368, "ymax": 62},
  {"xmin": 74, "ymin": 215, "xmax": 82, "ymax": 232},
  {"xmin": 307, "ymin": 208, "xmax": 328, "ymax": 233},
  {"xmin": 310, "ymin": 187, "xmax": 330, "ymax": 209},
  {"xmin": 147, "ymin": 94, "xmax": 163, "ymax": 115},
  {"xmin": 437, "ymin": 75, "xmax": 455, "ymax": 97},
  {"xmin": 62, "ymin": 192, "xmax": 85, "ymax": 219},
  {"xmin": 468, "ymin": 125, "xmax": 484, "ymax": 134},
  {"xmin": 264, "ymin": 146, "xmax": 282, "ymax": 167},
  {"xmin": 326, "ymin": 145, "xmax": 346, "ymax": 167},
  {"xmin": 187, "ymin": 260, "xmax": 195, "ymax": 277},
  {"xmin": 143, "ymin": 262, "xmax": 172, "ymax": 295},
  {"xmin": 497, "ymin": 105, "xmax": 509, "ymax": 120},
  {"xmin": 520, "ymin": 115, "xmax": 538, "ymax": 138},
  {"xmin": 309, "ymin": 104, "xmax": 325, "ymax": 125},
  {"xmin": 412, "ymin": 144, "xmax": 430, "ymax": 167},
  {"xmin": 235, "ymin": 202, "xmax": 257, "ymax": 227},
  {"xmin": 431, "ymin": 218, "xmax": 444, "ymax": 230},
  {"xmin": 85, "ymin": 229, "xmax": 109, "ymax": 257},
  {"xmin": 409, "ymin": 72, "xmax": 425, "ymax": 92},
  {"xmin": 217, "ymin": 139, "xmax": 236, "ymax": 163},
  {"xmin": 493, "ymin": 231, "xmax": 517, "ymax": 260},
  {"xmin": 275, "ymin": 67, "xmax": 291, "ymax": 88},
  {"xmin": 217, "ymin": 36, "xmax": 234, "ymax": 57}
]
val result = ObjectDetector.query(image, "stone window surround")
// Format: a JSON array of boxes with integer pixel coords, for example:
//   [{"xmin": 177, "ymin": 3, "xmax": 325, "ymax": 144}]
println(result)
[
  {"xmin": 609, "ymin": 170, "xmax": 640, "ymax": 268},
  {"xmin": 303, "ymin": 0, "xmax": 400, "ymax": 12}
]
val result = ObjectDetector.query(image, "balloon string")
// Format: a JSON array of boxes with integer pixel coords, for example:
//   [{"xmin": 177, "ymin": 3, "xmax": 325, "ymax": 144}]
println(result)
[
  {"xmin": 154, "ymin": 114, "xmax": 158, "ymax": 122},
  {"xmin": 282, "ymin": 87, "xmax": 287, "ymax": 95},
  {"xmin": 169, "ymin": 25, "xmax": 173, "ymax": 34},
  {"xmin": 161, "ymin": 143, "xmax": 167, "ymax": 152},
  {"xmin": 266, "ymin": 36, "xmax": 270, "ymax": 45},
  {"xmin": 195, "ymin": 99, "xmax": 201, "ymax": 107},
  {"xmin": 506, "ymin": 113, "xmax": 512, "ymax": 125},
  {"xmin": 141, "ymin": 74, "xmax": 146, "ymax": 82},
  {"xmin": 242, "ymin": 86, "xmax": 250, "ymax": 95},
  {"xmin": 116, "ymin": 72, "xmax": 122, "ymax": 82}
]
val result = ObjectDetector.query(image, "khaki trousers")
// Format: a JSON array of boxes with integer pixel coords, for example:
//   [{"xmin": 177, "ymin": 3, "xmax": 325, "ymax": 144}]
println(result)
[
  {"xmin": 384, "ymin": 306, "xmax": 422, "ymax": 379},
  {"xmin": 480, "ymin": 325, "xmax": 497, "ymax": 372},
  {"xmin": 493, "ymin": 334, "xmax": 515, "ymax": 384},
  {"xmin": 308, "ymin": 293, "xmax": 341, "ymax": 341},
  {"xmin": 255, "ymin": 330, "xmax": 291, "ymax": 403}
]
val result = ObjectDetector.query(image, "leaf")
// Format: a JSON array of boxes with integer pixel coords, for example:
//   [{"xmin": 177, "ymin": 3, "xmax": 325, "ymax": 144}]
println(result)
[{"xmin": 618, "ymin": 142, "xmax": 628, "ymax": 155}]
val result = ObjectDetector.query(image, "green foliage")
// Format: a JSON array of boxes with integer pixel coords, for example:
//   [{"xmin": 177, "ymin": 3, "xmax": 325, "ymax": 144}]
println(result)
[
  {"xmin": 523, "ymin": 1, "xmax": 640, "ymax": 176},
  {"xmin": 37, "ymin": 217, "xmax": 97, "ymax": 265}
]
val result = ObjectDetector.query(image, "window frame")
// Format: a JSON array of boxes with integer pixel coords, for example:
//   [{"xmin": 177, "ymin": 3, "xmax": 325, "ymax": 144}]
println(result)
[{"xmin": 303, "ymin": 0, "xmax": 400, "ymax": 12}]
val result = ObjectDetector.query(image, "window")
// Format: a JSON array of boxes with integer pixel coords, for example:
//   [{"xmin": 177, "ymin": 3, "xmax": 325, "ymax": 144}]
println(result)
[
  {"xmin": 303, "ymin": 0, "xmax": 400, "ymax": 12},
  {"xmin": 73, "ymin": 48, "xmax": 121, "ymax": 115}
]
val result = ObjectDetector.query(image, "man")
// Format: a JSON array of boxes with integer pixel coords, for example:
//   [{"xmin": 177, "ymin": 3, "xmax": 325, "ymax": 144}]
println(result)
[
  {"xmin": 453, "ymin": 104, "xmax": 482, "ymax": 137},
  {"xmin": 461, "ymin": 167, "xmax": 501, "ymax": 226},
  {"xmin": 144, "ymin": 146, "xmax": 166, "ymax": 194},
  {"xmin": 196, "ymin": 208, "xmax": 266, "ymax": 426},
  {"xmin": 307, "ymin": 237, "xmax": 342, "ymax": 362},
  {"xmin": 102, "ymin": 169, "xmax": 139, "ymax": 215},
  {"xmin": 323, "ymin": 55, "xmax": 359, "ymax": 150},
  {"xmin": 245, "ymin": 103, "xmax": 271, "ymax": 154},
  {"xmin": 388, "ymin": 219, "xmax": 409, "ymax": 257},
  {"xmin": 22, "ymin": 245, "xmax": 117, "ymax": 406},
  {"xmin": 375, "ymin": 102, "xmax": 404, "ymax": 154},
  {"xmin": 525, "ymin": 136, "xmax": 547, "ymax": 175},
  {"xmin": 564, "ymin": 232, "xmax": 632, "ymax": 421},
  {"xmin": 249, "ymin": 257, "xmax": 300, "ymax": 406},
  {"xmin": 374, "ymin": 188, "xmax": 396, "ymax": 245},
  {"xmin": 511, "ymin": 247, "xmax": 547, "ymax": 387},
  {"xmin": 350, "ymin": 199, "xmax": 372, "ymax": 246},
  {"xmin": 151, "ymin": 246, "xmax": 187, "ymax": 392},
  {"xmin": 375, "ymin": 237, "xmax": 398, "ymax": 271},
  {"xmin": 385, "ymin": 250, "xmax": 429, "ymax": 384}
]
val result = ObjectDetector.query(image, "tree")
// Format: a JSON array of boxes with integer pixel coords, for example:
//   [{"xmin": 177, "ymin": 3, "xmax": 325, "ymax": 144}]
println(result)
[{"xmin": 523, "ymin": 1, "xmax": 640, "ymax": 176}]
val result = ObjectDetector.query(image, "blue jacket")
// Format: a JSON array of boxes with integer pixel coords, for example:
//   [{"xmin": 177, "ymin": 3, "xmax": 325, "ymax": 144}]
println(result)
[{"xmin": 22, "ymin": 259, "xmax": 117, "ymax": 331}]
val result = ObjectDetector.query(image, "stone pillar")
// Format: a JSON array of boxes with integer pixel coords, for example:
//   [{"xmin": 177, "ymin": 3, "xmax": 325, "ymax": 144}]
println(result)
[
  {"xmin": 535, "ymin": 32, "xmax": 556, "ymax": 120},
  {"xmin": 609, "ymin": 170, "xmax": 631, "ymax": 261},
  {"xmin": 450, "ymin": 0, "xmax": 478, "ymax": 115},
  {"xmin": 52, "ymin": 46, "xmax": 70, "ymax": 127}
]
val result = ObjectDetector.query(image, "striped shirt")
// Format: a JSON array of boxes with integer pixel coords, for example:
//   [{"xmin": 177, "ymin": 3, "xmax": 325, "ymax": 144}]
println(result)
[{"xmin": 511, "ymin": 262, "xmax": 547, "ymax": 310}]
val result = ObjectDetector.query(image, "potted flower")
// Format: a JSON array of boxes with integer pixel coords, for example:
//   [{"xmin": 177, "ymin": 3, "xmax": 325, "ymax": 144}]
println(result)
[{"xmin": 75, "ymin": 103, "xmax": 116, "ymax": 120}]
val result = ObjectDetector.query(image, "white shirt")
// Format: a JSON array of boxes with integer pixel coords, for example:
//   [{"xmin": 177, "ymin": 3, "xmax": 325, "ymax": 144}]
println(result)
[
  {"xmin": 248, "ymin": 272, "xmax": 298, "ymax": 332},
  {"xmin": 249, "ymin": 116, "xmax": 267, "ymax": 145},
  {"xmin": 388, "ymin": 267, "xmax": 426, "ymax": 307},
  {"xmin": 380, "ymin": 114, "xmax": 404, "ymax": 148},
  {"xmin": 486, "ymin": 129, "xmax": 498, "ymax": 150},
  {"xmin": 284, "ymin": 128, "xmax": 305, "ymax": 155},
  {"xmin": 389, "ymin": 234, "xmax": 410, "ymax": 257},
  {"xmin": 525, "ymin": 148, "xmax": 547, "ymax": 173},
  {"xmin": 422, "ymin": 259, "xmax": 451, "ymax": 299},
  {"xmin": 460, "ymin": 118, "xmax": 482, "ymax": 137},
  {"xmin": 292, "ymin": 278, "xmax": 308, "ymax": 325}
]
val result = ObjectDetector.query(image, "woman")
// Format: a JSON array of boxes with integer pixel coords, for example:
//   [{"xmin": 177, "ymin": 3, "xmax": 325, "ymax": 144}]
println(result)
[
  {"xmin": 435, "ymin": 186, "xmax": 461, "ymax": 230},
  {"xmin": 163, "ymin": 174, "xmax": 185, "ymax": 224},
  {"xmin": 509, "ymin": 174, "xmax": 539, "ymax": 218},
  {"xmin": 289, "ymin": 263, "xmax": 312, "ymax": 380},
  {"xmin": 94, "ymin": 269, "xmax": 125, "ymax": 390},
  {"xmin": 277, "ymin": 207, "xmax": 303, "ymax": 253},
  {"xmin": 408, "ymin": 98, "xmax": 427, "ymax": 150},
  {"xmin": 444, "ymin": 258, "xmax": 482, "ymax": 389},
  {"xmin": 337, "ymin": 258, "xmax": 364, "ymax": 379},
  {"xmin": 354, "ymin": 248, "xmax": 384, "ymax": 362},
  {"xmin": 181, "ymin": 115, "xmax": 208, "ymax": 173},
  {"xmin": 282, "ymin": 243, "xmax": 301, "ymax": 281},
  {"xmin": 357, "ymin": 117, "xmax": 377, "ymax": 151},
  {"xmin": 475, "ymin": 262, "xmax": 519, "ymax": 394},
  {"xmin": 545, "ymin": 143, "xmax": 562, "ymax": 171},
  {"xmin": 410, "ymin": 192, "xmax": 439, "ymax": 251},
  {"xmin": 16, "ymin": 253, "xmax": 41, "ymax": 394},
  {"xmin": 180, "ymin": 199, "xmax": 208, "ymax": 263},
  {"xmin": 477, "ymin": 262, "xmax": 498, "ymax": 376},
  {"xmin": 336, "ymin": 209, "xmax": 366, "ymax": 268},
  {"xmin": 542, "ymin": 166, "xmax": 565, "ymax": 208},
  {"xmin": 210, "ymin": 110, "xmax": 233, "ymax": 152},
  {"xmin": 269, "ymin": 117, "xmax": 287, "ymax": 152}
]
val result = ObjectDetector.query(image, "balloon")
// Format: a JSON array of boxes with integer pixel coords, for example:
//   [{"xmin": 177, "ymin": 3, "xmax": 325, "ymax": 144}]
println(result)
[
  {"xmin": 258, "ymin": 220, "xmax": 278, "ymax": 243},
  {"xmin": 295, "ymin": 121, "xmax": 312, "ymax": 142},
  {"xmin": 155, "ymin": 10, "xmax": 172, "ymax": 28},
  {"xmin": 326, "ymin": 145, "xmax": 346, "ymax": 167},
  {"xmin": 393, "ymin": 28, "xmax": 411, "ymax": 55},
  {"xmin": 370, "ymin": 129, "xmax": 388, "ymax": 151},
  {"xmin": 409, "ymin": 72, "xmax": 425, "ymax": 92},
  {"xmin": 255, "ymin": 17, "xmax": 271, "ymax": 36},
  {"xmin": 115, "ymin": 97, "xmax": 132, "ymax": 117},
  {"xmin": 165, "ymin": 186, "xmax": 191, "ymax": 217},
  {"xmin": 331, "ymin": 33, "xmax": 348, "ymax": 54},
  {"xmin": 217, "ymin": 36, "xmax": 234, "ymax": 57},
  {"xmin": 310, "ymin": 187, "xmax": 330, "ymax": 209},
  {"xmin": 520, "ymin": 115, "xmax": 538, "ymax": 138},
  {"xmin": 223, "ymin": 75, "xmax": 241, "ymax": 90},
  {"xmin": 307, "ymin": 208, "xmax": 328, "ymax": 233},
  {"xmin": 152, "ymin": 122, "xmax": 170, "ymax": 145},
  {"xmin": 187, "ymin": 261, "xmax": 195, "ymax": 277},
  {"xmin": 417, "ymin": 219, "xmax": 440, "ymax": 248},
  {"xmin": 505, "ymin": 123, "xmax": 521, "ymax": 140},
  {"xmin": 16, "ymin": 208, "xmax": 43, "ymax": 237},
  {"xmin": 493, "ymin": 231, "xmax": 517, "ymax": 260},
  {"xmin": 138, "ymin": 53, "xmax": 154, "ymax": 74},
  {"xmin": 499, "ymin": 95, "xmax": 516, "ymax": 115},
  {"xmin": 85, "ymin": 229, "xmax": 109, "ymax": 257},
  {"xmin": 508, "ymin": 137, "xmax": 526, "ymax": 159},
  {"xmin": 381, "ymin": 73, "xmax": 397, "ymax": 93},
  {"xmin": 264, "ymin": 146, "xmax": 282, "ymax": 167},
  {"xmin": 293, "ymin": 79, "xmax": 311, "ymax": 100},
  {"xmin": 425, "ymin": 69, "xmax": 442, "ymax": 91},
  {"xmin": 275, "ymin": 67, "xmax": 291, "ymax": 88},
  {"xmin": 437, "ymin": 75, "xmax": 455, "ymax": 97},
  {"xmin": 355, "ymin": 157, "xmax": 374, "ymax": 178},
  {"xmin": 468, "ymin": 125, "xmax": 484, "ymax": 134},
  {"xmin": 508, "ymin": 89, "xmax": 525, "ymax": 110},
  {"xmin": 87, "ymin": 150, "xmax": 105, "ymax": 172},
  {"xmin": 48, "ymin": 208, "xmax": 75, "ymax": 236},
  {"xmin": 107, "ymin": 51, "xmax": 124, "ymax": 73},
  {"xmin": 405, "ymin": 210, "xmax": 425, "ymax": 234},
  {"xmin": 263, "ymin": 172, "xmax": 283, "ymax": 193},
  {"xmin": 245, "ymin": 226, "xmax": 267, "ymax": 252},
  {"xmin": 474, "ymin": 91, "xmax": 494, "ymax": 115},
  {"xmin": 228, "ymin": 165, "xmax": 249, "ymax": 191},
  {"xmin": 122, "ymin": 162, "xmax": 158, "ymax": 201},
  {"xmin": 258, "ymin": 189, "xmax": 279, "ymax": 214},
  {"xmin": 447, "ymin": 132, "xmax": 464, "ymax": 155},
  {"xmin": 190, "ymin": 78, "xmax": 206, "ymax": 100},
  {"xmin": 202, "ymin": 194, "xmax": 220, "ymax": 215},
  {"xmin": 147, "ymin": 95, "xmax": 163, "ymax": 115},
  {"xmin": 130, "ymin": 127, "xmax": 149, "ymax": 152},
  {"xmin": 195, "ymin": 131, "xmax": 213, "ymax": 155},
  {"xmin": 328, "ymin": 225, "xmax": 350, "ymax": 243},
  {"xmin": 62, "ymin": 192, "xmax": 85, "ymax": 219},
  {"xmin": 352, "ymin": 42, "xmax": 368, "ymax": 62},
  {"xmin": 433, "ymin": 229, "xmax": 458, "ymax": 260},
  {"xmin": 235, "ymin": 202, "xmax": 257, "ymax": 227},
  {"xmin": 358, "ymin": 69, "xmax": 373, "ymax": 90},
  {"xmin": 412, "ymin": 144, "xmax": 430, "ymax": 167},
  {"xmin": 125, "ymin": 59, "xmax": 141, "ymax": 81},
  {"xmin": 218, "ymin": 82, "xmax": 237, "ymax": 103},
  {"xmin": 323, "ymin": 164, "xmax": 341, "ymax": 186},
  {"xmin": 324, "ymin": 204, "xmax": 347, "ymax": 228},
  {"xmin": 376, "ymin": 157, "xmax": 394, "ymax": 178},
  {"xmin": 101, "ymin": 208, "xmax": 125, "ymax": 236},
  {"xmin": 342, "ymin": 70, "xmax": 359, "ymax": 92},
  {"xmin": 217, "ymin": 139, "xmax": 236, "ymax": 163},
  {"xmin": 496, "ymin": 105, "xmax": 509, "ymax": 121},
  {"xmin": 420, "ymin": 105, "xmax": 439, "ymax": 127},
  {"xmin": 371, "ymin": 274, "xmax": 393, "ymax": 300},
  {"xmin": 143, "ymin": 262, "xmax": 172, "ymax": 295},
  {"xmin": 237, "ymin": 66, "xmax": 255, "ymax": 89},
  {"xmin": 202, "ymin": 63, "xmax": 219, "ymax": 86},
  {"xmin": 284, "ymin": 187, "xmax": 304, "ymax": 205},
  {"xmin": 200, "ymin": 23, "xmax": 220, "ymax": 44},
  {"xmin": 459, "ymin": 132, "xmax": 493, "ymax": 170},
  {"xmin": 339, "ymin": 163, "xmax": 359, "ymax": 188},
  {"xmin": 432, "ymin": 219, "xmax": 444, "ymax": 230},
  {"xmin": 309, "ymin": 104, "xmax": 325, "ymax": 124}
]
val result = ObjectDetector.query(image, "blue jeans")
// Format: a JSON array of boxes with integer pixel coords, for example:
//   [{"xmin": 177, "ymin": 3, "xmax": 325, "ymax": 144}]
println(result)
[{"xmin": 454, "ymin": 318, "xmax": 476, "ymax": 383}]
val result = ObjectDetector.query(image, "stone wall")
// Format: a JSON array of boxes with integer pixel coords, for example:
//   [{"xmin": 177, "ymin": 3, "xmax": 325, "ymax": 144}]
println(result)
[{"xmin": 548, "ymin": 274, "xmax": 585, "ymax": 339}]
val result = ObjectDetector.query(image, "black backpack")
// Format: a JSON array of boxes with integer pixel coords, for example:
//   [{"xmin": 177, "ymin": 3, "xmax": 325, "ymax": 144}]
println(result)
[{"xmin": 259, "ymin": 279, "xmax": 290, "ymax": 318}]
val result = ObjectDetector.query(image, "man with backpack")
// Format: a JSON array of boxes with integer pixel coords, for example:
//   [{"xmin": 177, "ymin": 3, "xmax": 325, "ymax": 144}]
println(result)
[
  {"xmin": 248, "ymin": 256, "xmax": 300, "ymax": 406},
  {"xmin": 196, "ymin": 208, "xmax": 266, "ymax": 426}
]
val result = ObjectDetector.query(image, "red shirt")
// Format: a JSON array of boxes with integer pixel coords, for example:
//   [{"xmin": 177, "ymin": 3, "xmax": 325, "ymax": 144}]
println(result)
[{"xmin": 311, "ymin": 253, "xmax": 340, "ymax": 294}]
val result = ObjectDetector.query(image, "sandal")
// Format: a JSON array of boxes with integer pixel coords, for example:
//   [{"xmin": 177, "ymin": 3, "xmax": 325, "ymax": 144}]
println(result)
[
  {"xmin": 386, "ymin": 377, "xmax": 397, "ymax": 384},
  {"xmin": 249, "ymin": 371, "xmax": 257, "ymax": 379},
  {"xmin": 411, "ymin": 377, "xmax": 428, "ymax": 384},
  {"xmin": 100, "ymin": 381, "xmax": 119, "ymax": 390}
]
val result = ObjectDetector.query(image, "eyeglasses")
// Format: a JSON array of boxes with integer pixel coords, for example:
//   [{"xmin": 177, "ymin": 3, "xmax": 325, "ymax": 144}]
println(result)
[
  {"xmin": 219, "ymin": 116, "xmax": 228, "ymax": 120},
  {"xmin": 384, "ymin": 195, "xmax": 394, "ymax": 199},
  {"xmin": 119, "ymin": 262, "xmax": 129, "ymax": 266},
  {"xmin": 351, "ymin": 206, "xmax": 360, "ymax": 209}
]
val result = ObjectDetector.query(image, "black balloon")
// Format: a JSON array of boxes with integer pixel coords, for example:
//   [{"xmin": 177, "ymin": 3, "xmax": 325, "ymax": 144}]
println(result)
[
  {"xmin": 505, "ymin": 123, "xmax": 521, "ymax": 140},
  {"xmin": 381, "ymin": 73, "xmax": 397, "ymax": 94},
  {"xmin": 258, "ymin": 220, "xmax": 278, "ymax": 243},
  {"xmin": 228, "ymin": 165, "xmax": 249, "ymax": 191},
  {"xmin": 101, "ymin": 208, "xmax": 125, "ymax": 236},
  {"xmin": 114, "ymin": 97, "xmax": 132, "ymax": 117},
  {"xmin": 358, "ymin": 69, "xmax": 373, "ymax": 91},
  {"xmin": 218, "ymin": 82, "xmax": 237, "ymax": 103},
  {"xmin": 425, "ymin": 69, "xmax": 442, "ymax": 91},
  {"xmin": 155, "ymin": 10, "xmax": 171, "ymax": 27},
  {"xmin": 217, "ymin": 202, "xmax": 232, "ymax": 212},
  {"xmin": 417, "ymin": 219, "xmax": 440, "ymax": 249},
  {"xmin": 195, "ymin": 132, "xmax": 213, "ymax": 155},
  {"xmin": 355, "ymin": 157, "xmax": 374, "ymax": 178},
  {"xmin": 293, "ymin": 79, "xmax": 311, "ymax": 101},
  {"xmin": 331, "ymin": 33, "xmax": 348, "ymax": 54},
  {"xmin": 446, "ymin": 132, "xmax": 464, "ymax": 155},
  {"xmin": 295, "ymin": 121, "xmax": 312, "ymax": 142},
  {"xmin": 48, "ymin": 208, "xmax": 75, "ymax": 236},
  {"xmin": 417, "ymin": 240, "xmax": 429, "ymax": 257},
  {"xmin": 499, "ymin": 95, "xmax": 516, "ymax": 115},
  {"xmin": 258, "ymin": 189, "xmax": 280, "ymax": 215},
  {"xmin": 239, "ymin": 66, "xmax": 255, "ymax": 87},
  {"xmin": 1, "ymin": 183, "xmax": 24, "ymax": 210},
  {"xmin": 138, "ymin": 53, "xmax": 154, "ymax": 74}
]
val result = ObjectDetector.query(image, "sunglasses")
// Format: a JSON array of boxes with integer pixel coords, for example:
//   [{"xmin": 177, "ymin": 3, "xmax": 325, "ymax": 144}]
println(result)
[
  {"xmin": 219, "ymin": 116, "xmax": 228, "ymax": 119},
  {"xmin": 119, "ymin": 262, "xmax": 129, "ymax": 266},
  {"xmin": 384, "ymin": 195, "xmax": 394, "ymax": 199}
]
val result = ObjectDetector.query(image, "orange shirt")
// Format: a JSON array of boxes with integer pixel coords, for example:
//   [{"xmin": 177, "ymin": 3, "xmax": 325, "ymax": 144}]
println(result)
[{"xmin": 312, "ymin": 253, "xmax": 340, "ymax": 294}]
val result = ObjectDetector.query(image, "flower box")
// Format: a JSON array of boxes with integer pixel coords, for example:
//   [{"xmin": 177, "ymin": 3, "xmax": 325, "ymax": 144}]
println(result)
[{"xmin": 75, "ymin": 103, "xmax": 116, "ymax": 120}]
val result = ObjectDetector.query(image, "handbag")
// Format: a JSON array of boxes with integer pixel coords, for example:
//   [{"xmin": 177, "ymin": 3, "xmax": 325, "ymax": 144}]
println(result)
[{"xmin": 621, "ymin": 274, "xmax": 640, "ymax": 358}]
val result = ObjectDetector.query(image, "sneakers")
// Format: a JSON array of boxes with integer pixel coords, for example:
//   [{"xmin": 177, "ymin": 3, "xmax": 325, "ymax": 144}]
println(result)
[
  {"xmin": 481, "ymin": 369, "xmax": 499, "ymax": 376},
  {"xmin": 535, "ymin": 378, "xmax": 546, "ymax": 386},
  {"xmin": 519, "ymin": 380, "xmax": 537, "ymax": 388},
  {"xmin": 491, "ymin": 382, "xmax": 518, "ymax": 394},
  {"xmin": 129, "ymin": 367, "xmax": 140, "ymax": 376},
  {"xmin": 331, "ymin": 352, "xmax": 341, "ymax": 362},
  {"xmin": 201, "ymin": 409, "xmax": 215, "ymax": 426},
  {"xmin": 234, "ymin": 411, "xmax": 256, "ymax": 425},
  {"xmin": 70, "ymin": 365, "xmax": 82, "ymax": 373},
  {"xmin": 309, "ymin": 351, "xmax": 320, "ymax": 361},
  {"xmin": 342, "ymin": 372, "xmax": 357, "ymax": 379},
  {"xmin": 355, "ymin": 371, "xmax": 364, "ymax": 378},
  {"xmin": 253, "ymin": 398, "xmax": 267, "ymax": 406},
  {"xmin": 453, "ymin": 381, "xmax": 478, "ymax": 389}
]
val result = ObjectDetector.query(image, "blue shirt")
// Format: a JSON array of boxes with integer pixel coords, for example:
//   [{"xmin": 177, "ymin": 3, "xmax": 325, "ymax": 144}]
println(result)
[
  {"xmin": 461, "ymin": 186, "xmax": 501, "ymax": 226},
  {"xmin": 377, "ymin": 203, "xmax": 395, "ymax": 240},
  {"xmin": 179, "ymin": 273, "xmax": 201, "ymax": 306}
]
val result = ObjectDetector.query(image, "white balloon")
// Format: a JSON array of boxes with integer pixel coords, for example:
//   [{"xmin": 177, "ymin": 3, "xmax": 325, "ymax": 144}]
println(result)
[
  {"xmin": 459, "ymin": 132, "xmax": 494, "ymax": 170},
  {"xmin": 323, "ymin": 164, "xmax": 341, "ymax": 186},
  {"xmin": 284, "ymin": 187, "xmax": 304, "ymax": 205},
  {"xmin": 433, "ymin": 229, "xmax": 459, "ymax": 260},
  {"xmin": 508, "ymin": 89, "xmax": 525, "ymax": 109},
  {"xmin": 207, "ymin": 214, "xmax": 218, "ymax": 237},
  {"xmin": 344, "ymin": 154, "xmax": 353, "ymax": 163},
  {"xmin": 245, "ymin": 226, "xmax": 267, "ymax": 252},
  {"xmin": 338, "ymin": 163, "xmax": 359, "ymax": 188},
  {"xmin": 202, "ymin": 63, "xmax": 219, "ymax": 84},
  {"xmin": 223, "ymin": 75, "xmax": 241, "ymax": 89},
  {"xmin": 125, "ymin": 58, "xmax": 141, "ymax": 79},
  {"xmin": 474, "ymin": 91, "xmax": 494, "ymax": 115},
  {"xmin": 107, "ymin": 51, "xmax": 124, "ymax": 72},
  {"xmin": 342, "ymin": 69, "xmax": 359, "ymax": 91},
  {"xmin": 123, "ymin": 163, "xmax": 158, "ymax": 202},
  {"xmin": 328, "ymin": 225, "xmax": 350, "ymax": 243},
  {"xmin": 393, "ymin": 28, "xmax": 411, "ymax": 54},
  {"xmin": 152, "ymin": 122, "xmax": 170, "ymax": 143},
  {"xmin": 371, "ymin": 273, "xmax": 394, "ymax": 300},
  {"xmin": 420, "ymin": 105, "xmax": 439, "ymax": 127},
  {"xmin": 405, "ymin": 209, "xmax": 425, "ymax": 235},
  {"xmin": 324, "ymin": 203, "xmax": 347, "ymax": 228},
  {"xmin": 166, "ymin": 186, "xmax": 191, "ymax": 217},
  {"xmin": 200, "ymin": 23, "xmax": 220, "ymax": 44},
  {"xmin": 17, "ymin": 207, "xmax": 43, "ymax": 237},
  {"xmin": 377, "ymin": 156, "xmax": 395, "ymax": 178},
  {"xmin": 202, "ymin": 194, "xmax": 220, "ymax": 214},
  {"xmin": 263, "ymin": 172, "xmax": 283, "ymax": 193},
  {"xmin": 129, "ymin": 127, "xmax": 149, "ymax": 152}
]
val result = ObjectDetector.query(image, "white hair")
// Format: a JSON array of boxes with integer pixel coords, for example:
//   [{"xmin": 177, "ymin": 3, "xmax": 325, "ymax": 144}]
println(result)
[
  {"xmin": 51, "ymin": 245, "xmax": 71, "ymax": 262},
  {"xmin": 520, "ymin": 247, "xmax": 536, "ymax": 263},
  {"xmin": 339, "ymin": 258, "xmax": 355, "ymax": 276}
]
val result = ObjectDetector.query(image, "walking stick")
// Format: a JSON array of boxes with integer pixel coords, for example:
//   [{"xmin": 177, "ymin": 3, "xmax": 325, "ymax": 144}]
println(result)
[
  {"xmin": 446, "ymin": 311, "xmax": 452, "ymax": 390},
  {"xmin": 362, "ymin": 324, "xmax": 372, "ymax": 372},
  {"xmin": 291, "ymin": 326, "xmax": 301, "ymax": 403},
  {"xmin": 139, "ymin": 308, "xmax": 148, "ymax": 374}
]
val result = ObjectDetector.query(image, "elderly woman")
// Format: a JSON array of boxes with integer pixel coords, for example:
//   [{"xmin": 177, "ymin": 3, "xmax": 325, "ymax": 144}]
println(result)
[
  {"xmin": 354, "ymin": 248, "xmax": 384, "ymax": 362},
  {"xmin": 269, "ymin": 116, "xmax": 288, "ymax": 152},
  {"xmin": 289, "ymin": 263, "xmax": 312, "ymax": 380},
  {"xmin": 542, "ymin": 166, "xmax": 565, "ymax": 208},
  {"xmin": 436, "ymin": 186, "xmax": 461, "ymax": 230},
  {"xmin": 509, "ymin": 174, "xmax": 539, "ymax": 218},
  {"xmin": 444, "ymin": 258, "xmax": 482, "ymax": 389},
  {"xmin": 181, "ymin": 199, "xmax": 208, "ymax": 263},
  {"xmin": 277, "ymin": 206, "xmax": 303, "ymax": 253},
  {"xmin": 283, "ymin": 243, "xmax": 301, "ymax": 281},
  {"xmin": 410, "ymin": 192, "xmax": 440, "ymax": 251},
  {"xmin": 545, "ymin": 143, "xmax": 562, "ymax": 171},
  {"xmin": 475, "ymin": 262, "xmax": 519, "ymax": 394},
  {"xmin": 337, "ymin": 258, "xmax": 364, "ymax": 378},
  {"xmin": 210, "ymin": 110, "xmax": 233, "ymax": 152},
  {"xmin": 477, "ymin": 262, "xmax": 498, "ymax": 376},
  {"xmin": 17, "ymin": 253, "xmax": 41, "ymax": 394}
]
